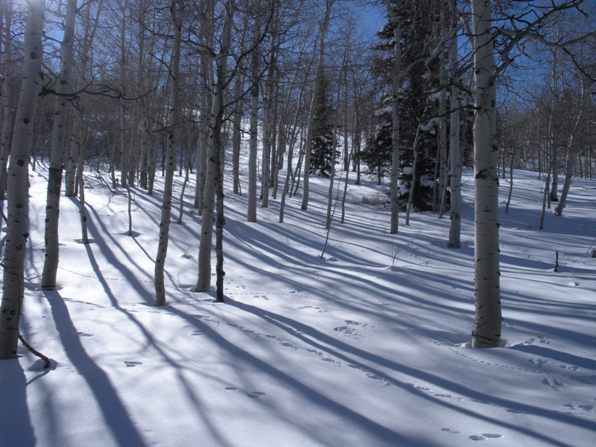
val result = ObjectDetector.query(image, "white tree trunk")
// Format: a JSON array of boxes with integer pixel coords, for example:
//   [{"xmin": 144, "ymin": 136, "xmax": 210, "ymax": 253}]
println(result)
[
  {"xmin": 447, "ymin": 0, "xmax": 462, "ymax": 249},
  {"xmin": 388, "ymin": 3, "xmax": 401, "ymax": 234},
  {"xmin": 154, "ymin": 0, "xmax": 182, "ymax": 306},
  {"xmin": 0, "ymin": 0, "xmax": 44, "ymax": 358},
  {"xmin": 0, "ymin": 0, "xmax": 14, "ymax": 201},
  {"xmin": 247, "ymin": 29, "xmax": 259, "ymax": 222},
  {"xmin": 301, "ymin": 0, "xmax": 333, "ymax": 211},
  {"xmin": 471, "ymin": 0, "xmax": 501, "ymax": 348},
  {"xmin": 41, "ymin": 0, "xmax": 77, "ymax": 290},
  {"xmin": 196, "ymin": 0, "xmax": 232, "ymax": 293},
  {"xmin": 555, "ymin": 96, "xmax": 584, "ymax": 217},
  {"xmin": 214, "ymin": 1, "xmax": 234, "ymax": 302}
]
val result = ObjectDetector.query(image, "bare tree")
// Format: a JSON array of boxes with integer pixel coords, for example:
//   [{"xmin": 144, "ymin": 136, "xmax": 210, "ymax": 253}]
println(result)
[
  {"xmin": 154, "ymin": 0, "xmax": 183, "ymax": 306},
  {"xmin": 0, "ymin": 0, "xmax": 44, "ymax": 359},
  {"xmin": 41, "ymin": 0, "xmax": 77, "ymax": 290}
]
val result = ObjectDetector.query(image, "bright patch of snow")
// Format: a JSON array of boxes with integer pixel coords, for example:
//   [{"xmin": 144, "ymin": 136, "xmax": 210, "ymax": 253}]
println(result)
[{"xmin": 1, "ymin": 161, "xmax": 595, "ymax": 447}]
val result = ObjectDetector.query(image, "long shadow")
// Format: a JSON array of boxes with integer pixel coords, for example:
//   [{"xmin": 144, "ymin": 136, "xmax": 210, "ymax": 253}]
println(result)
[
  {"xmin": 227, "ymin": 298, "xmax": 596, "ymax": 446},
  {"xmin": 82, "ymin": 243, "xmax": 230, "ymax": 446},
  {"xmin": 83, "ymin": 202, "xmax": 153, "ymax": 303},
  {"xmin": 44, "ymin": 290, "xmax": 147, "ymax": 447},
  {"xmin": 0, "ymin": 360, "xmax": 36, "ymax": 447},
  {"xmin": 164, "ymin": 305, "xmax": 415, "ymax": 447}
]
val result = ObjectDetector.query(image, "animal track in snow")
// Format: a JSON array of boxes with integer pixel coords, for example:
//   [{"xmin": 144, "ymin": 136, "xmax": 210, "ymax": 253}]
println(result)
[
  {"xmin": 563, "ymin": 403, "xmax": 594, "ymax": 413},
  {"xmin": 441, "ymin": 428, "xmax": 459, "ymax": 434},
  {"xmin": 469, "ymin": 433, "xmax": 503, "ymax": 441},
  {"xmin": 333, "ymin": 320, "xmax": 376, "ymax": 338},
  {"xmin": 542, "ymin": 377, "xmax": 565, "ymax": 390},
  {"xmin": 124, "ymin": 361, "xmax": 143, "ymax": 367},
  {"xmin": 248, "ymin": 391, "xmax": 266, "ymax": 399}
]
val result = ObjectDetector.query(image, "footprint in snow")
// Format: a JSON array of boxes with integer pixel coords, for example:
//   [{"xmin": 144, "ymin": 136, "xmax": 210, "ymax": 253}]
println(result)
[
  {"xmin": 124, "ymin": 361, "xmax": 143, "ymax": 367},
  {"xmin": 248, "ymin": 391, "xmax": 266, "ymax": 399},
  {"xmin": 441, "ymin": 428, "xmax": 459, "ymax": 435},
  {"xmin": 563, "ymin": 403, "xmax": 594, "ymax": 413},
  {"xmin": 469, "ymin": 433, "xmax": 503, "ymax": 441},
  {"xmin": 542, "ymin": 377, "xmax": 564, "ymax": 390},
  {"xmin": 334, "ymin": 326, "xmax": 357, "ymax": 336}
]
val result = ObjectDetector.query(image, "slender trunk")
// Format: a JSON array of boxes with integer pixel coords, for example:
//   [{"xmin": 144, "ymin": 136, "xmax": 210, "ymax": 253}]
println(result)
[
  {"xmin": 77, "ymin": 151, "xmax": 89, "ymax": 244},
  {"xmin": 555, "ymin": 100, "xmax": 584, "ymax": 217},
  {"xmin": 154, "ymin": 0, "xmax": 182, "ymax": 306},
  {"xmin": 0, "ymin": 0, "xmax": 14, "ymax": 201},
  {"xmin": 261, "ymin": 22, "xmax": 277, "ymax": 208},
  {"xmin": 41, "ymin": 0, "xmax": 76, "ymax": 290},
  {"xmin": 471, "ymin": 0, "xmax": 501, "ymax": 348},
  {"xmin": 177, "ymin": 159, "xmax": 190, "ymax": 223},
  {"xmin": 539, "ymin": 174, "xmax": 550, "ymax": 230},
  {"xmin": 505, "ymin": 149, "xmax": 514, "ymax": 214},
  {"xmin": 437, "ymin": 42, "xmax": 448, "ymax": 218},
  {"xmin": 247, "ymin": 24, "xmax": 259, "ymax": 222},
  {"xmin": 301, "ymin": 0, "xmax": 333, "ymax": 211},
  {"xmin": 0, "ymin": 0, "xmax": 44, "ymax": 358},
  {"xmin": 231, "ymin": 75, "xmax": 242, "ymax": 195},
  {"xmin": 549, "ymin": 47, "xmax": 560, "ymax": 202},
  {"xmin": 405, "ymin": 121, "xmax": 423, "ymax": 226},
  {"xmin": 388, "ymin": 4, "xmax": 401, "ymax": 234},
  {"xmin": 197, "ymin": 0, "xmax": 233, "ymax": 295}
]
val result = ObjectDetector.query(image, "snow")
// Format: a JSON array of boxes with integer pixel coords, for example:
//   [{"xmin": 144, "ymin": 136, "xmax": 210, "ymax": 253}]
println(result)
[{"xmin": 1, "ymin": 161, "xmax": 596, "ymax": 447}]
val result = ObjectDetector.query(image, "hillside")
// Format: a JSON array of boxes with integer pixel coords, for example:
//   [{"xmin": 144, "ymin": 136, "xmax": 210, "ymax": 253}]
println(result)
[{"xmin": 1, "ymin": 162, "xmax": 595, "ymax": 447}]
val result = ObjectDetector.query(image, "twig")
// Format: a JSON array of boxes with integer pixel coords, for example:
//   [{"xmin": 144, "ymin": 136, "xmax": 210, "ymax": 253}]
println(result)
[{"xmin": 18, "ymin": 333, "xmax": 51, "ymax": 369}]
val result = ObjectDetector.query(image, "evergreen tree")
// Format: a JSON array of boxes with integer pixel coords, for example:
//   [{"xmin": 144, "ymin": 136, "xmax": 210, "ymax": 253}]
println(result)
[
  {"xmin": 310, "ymin": 71, "xmax": 336, "ymax": 178},
  {"xmin": 359, "ymin": 101, "xmax": 393, "ymax": 184},
  {"xmin": 366, "ymin": 0, "xmax": 447, "ymax": 211}
]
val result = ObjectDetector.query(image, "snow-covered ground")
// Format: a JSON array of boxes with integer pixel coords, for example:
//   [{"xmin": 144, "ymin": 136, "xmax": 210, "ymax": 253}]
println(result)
[{"xmin": 1, "ymin": 159, "xmax": 595, "ymax": 447}]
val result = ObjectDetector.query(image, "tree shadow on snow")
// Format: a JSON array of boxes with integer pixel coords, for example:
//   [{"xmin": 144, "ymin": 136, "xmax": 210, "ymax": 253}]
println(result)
[
  {"xmin": 43, "ymin": 290, "xmax": 147, "ymax": 447},
  {"xmin": 0, "ymin": 358, "xmax": 36, "ymax": 447}
]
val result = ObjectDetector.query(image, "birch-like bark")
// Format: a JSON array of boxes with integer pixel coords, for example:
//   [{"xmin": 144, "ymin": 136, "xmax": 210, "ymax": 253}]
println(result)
[
  {"xmin": 41, "ymin": 0, "xmax": 77, "ymax": 290},
  {"xmin": 405, "ymin": 121, "xmax": 423, "ymax": 226},
  {"xmin": 0, "ymin": 0, "xmax": 14, "ymax": 201},
  {"xmin": 154, "ymin": 0, "xmax": 182, "ymax": 306},
  {"xmin": 447, "ymin": 0, "xmax": 462, "ymax": 249},
  {"xmin": 388, "ymin": 3, "xmax": 401, "ymax": 234},
  {"xmin": 437, "ymin": 40, "xmax": 448, "ymax": 218},
  {"xmin": 549, "ymin": 47, "xmax": 559, "ymax": 202},
  {"xmin": 471, "ymin": 0, "xmax": 501, "ymax": 348},
  {"xmin": 0, "ymin": 0, "xmax": 44, "ymax": 358},
  {"xmin": 555, "ymin": 94, "xmax": 584, "ymax": 217},
  {"xmin": 214, "ymin": 1, "xmax": 234, "ymax": 302},
  {"xmin": 231, "ymin": 73, "xmax": 243, "ymax": 195},
  {"xmin": 261, "ymin": 13, "xmax": 278, "ymax": 208},
  {"xmin": 247, "ymin": 16, "xmax": 260, "ymax": 222},
  {"xmin": 196, "ymin": 0, "xmax": 231, "ymax": 293},
  {"xmin": 301, "ymin": 0, "xmax": 333, "ymax": 211}
]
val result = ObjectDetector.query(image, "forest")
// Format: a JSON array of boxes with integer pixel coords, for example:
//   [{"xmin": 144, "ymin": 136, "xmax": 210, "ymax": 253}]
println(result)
[{"xmin": 0, "ymin": 0, "xmax": 595, "ymax": 446}]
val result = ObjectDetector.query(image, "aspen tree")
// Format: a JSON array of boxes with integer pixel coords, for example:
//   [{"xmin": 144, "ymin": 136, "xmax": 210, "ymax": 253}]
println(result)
[
  {"xmin": 154, "ymin": 0, "xmax": 183, "ymax": 306},
  {"xmin": 301, "ymin": 0, "xmax": 333, "ymax": 211},
  {"xmin": 470, "ymin": 0, "xmax": 501, "ymax": 348},
  {"xmin": 388, "ymin": 2, "xmax": 401, "ymax": 234},
  {"xmin": 214, "ymin": 0, "xmax": 235, "ymax": 302},
  {"xmin": 0, "ymin": 0, "xmax": 44, "ymax": 358},
  {"xmin": 447, "ymin": 0, "xmax": 462, "ymax": 249},
  {"xmin": 0, "ymin": 0, "xmax": 14, "ymax": 201},
  {"xmin": 196, "ymin": 0, "xmax": 233, "ymax": 293},
  {"xmin": 41, "ymin": 0, "xmax": 77, "ymax": 290},
  {"xmin": 247, "ymin": 10, "xmax": 260, "ymax": 222}
]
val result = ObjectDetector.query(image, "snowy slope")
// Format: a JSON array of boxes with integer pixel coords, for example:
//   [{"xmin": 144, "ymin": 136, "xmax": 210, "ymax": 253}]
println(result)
[{"xmin": 1, "ymin": 161, "xmax": 595, "ymax": 447}]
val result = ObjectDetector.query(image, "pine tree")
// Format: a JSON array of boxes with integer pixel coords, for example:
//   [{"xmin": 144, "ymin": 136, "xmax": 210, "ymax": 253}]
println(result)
[
  {"xmin": 367, "ymin": 0, "xmax": 447, "ymax": 211},
  {"xmin": 310, "ymin": 71, "xmax": 336, "ymax": 178}
]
